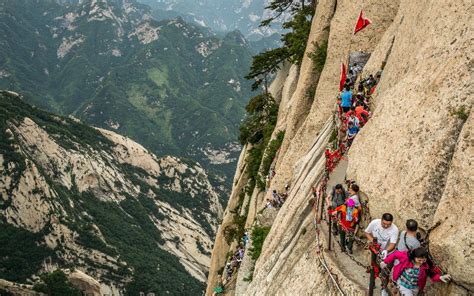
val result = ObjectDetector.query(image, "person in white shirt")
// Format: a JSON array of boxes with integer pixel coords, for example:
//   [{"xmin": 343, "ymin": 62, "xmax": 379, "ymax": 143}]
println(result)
[
  {"xmin": 347, "ymin": 111, "xmax": 360, "ymax": 127},
  {"xmin": 365, "ymin": 213, "xmax": 399, "ymax": 296},
  {"xmin": 365, "ymin": 213, "xmax": 399, "ymax": 257}
]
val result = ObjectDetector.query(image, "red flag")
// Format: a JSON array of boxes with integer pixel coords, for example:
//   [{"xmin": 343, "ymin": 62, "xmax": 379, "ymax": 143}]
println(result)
[
  {"xmin": 339, "ymin": 63, "xmax": 347, "ymax": 91},
  {"xmin": 353, "ymin": 10, "xmax": 372, "ymax": 35}
]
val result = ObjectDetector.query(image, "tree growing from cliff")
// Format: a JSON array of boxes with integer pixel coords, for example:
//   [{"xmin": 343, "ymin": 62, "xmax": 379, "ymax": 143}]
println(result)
[
  {"xmin": 239, "ymin": 93, "xmax": 280, "ymax": 194},
  {"xmin": 239, "ymin": 93, "xmax": 278, "ymax": 145},
  {"xmin": 240, "ymin": 1, "xmax": 315, "ymax": 195},
  {"xmin": 245, "ymin": 2, "xmax": 315, "ymax": 90},
  {"xmin": 260, "ymin": 0, "xmax": 316, "ymax": 26}
]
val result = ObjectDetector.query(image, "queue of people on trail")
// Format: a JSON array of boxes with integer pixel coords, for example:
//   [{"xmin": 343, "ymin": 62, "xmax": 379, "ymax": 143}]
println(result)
[
  {"xmin": 337, "ymin": 70, "xmax": 380, "ymax": 148},
  {"xmin": 266, "ymin": 184, "xmax": 290, "ymax": 209},
  {"xmin": 224, "ymin": 244, "xmax": 245, "ymax": 281},
  {"xmin": 366, "ymin": 214, "xmax": 452, "ymax": 296},
  {"xmin": 327, "ymin": 181, "xmax": 452, "ymax": 296},
  {"xmin": 215, "ymin": 231, "xmax": 250, "ymax": 294}
]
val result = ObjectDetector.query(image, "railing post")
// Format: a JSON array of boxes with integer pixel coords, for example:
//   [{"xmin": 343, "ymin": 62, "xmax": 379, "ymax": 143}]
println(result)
[
  {"xmin": 328, "ymin": 214, "xmax": 332, "ymax": 250},
  {"xmin": 319, "ymin": 182, "xmax": 326, "ymax": 222},
  {"xmin": 319, "ymin": 195, "xmax": 324, "ymax": 221},
  {"xmin": 368, "ymin": 238, "xmax": 378, "ymax": 296}
]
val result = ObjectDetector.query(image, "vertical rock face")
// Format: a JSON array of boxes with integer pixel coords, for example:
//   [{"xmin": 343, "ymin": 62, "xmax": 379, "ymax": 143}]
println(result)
[
  {"xmin": 430, "ymin": 114, "xmax": 472, "ymax": 292},
  {"xmin": 208, "ymin": 0, "xmax": 472, "ymax": 295},
  {"xmin": 205, "ymin": 144, "xmax": 251, "ymax": 296},
  {"xmin": 348, "ymin": 0, "xmax": 471, "ymax": 228}
]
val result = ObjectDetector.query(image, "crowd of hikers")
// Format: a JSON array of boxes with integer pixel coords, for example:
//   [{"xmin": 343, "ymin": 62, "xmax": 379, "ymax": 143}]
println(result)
[
  {"xmin": 213, "ymin": 59, "xmax": 455, "ymax": 295},
  {"xmin": 224, "ymin": 244, "xmax": 246, "ymax": 282},
  {"xmin": 266, "ymin": 184, "xmax": 290, "ymax": 208},
  {"xmin": 214, "ymin": 232, "xmax": 249, "ymax": 294},
  {"xmin": 323, "ymin": 65, "xmax": 452, "ymax": 295},
  {"xmin": 336, "ymin": 67, "xmax": 380, "ymax": 149},
  {"xmin": 328, "ymin": 182, "xmax": 452, "ymax": 295}
]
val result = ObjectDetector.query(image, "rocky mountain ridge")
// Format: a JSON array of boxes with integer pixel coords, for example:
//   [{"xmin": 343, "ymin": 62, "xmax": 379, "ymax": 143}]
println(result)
[
  {"xmin": 0, "ymin": 0, "xmax": 255, "ymax": 186},
  {"xmin": 138, "ymin": 0, "xmax": 289, "ymax": 41},
  {"xmin": 0, "ymin": 91, "xmax": 222, "ymax": 295}
]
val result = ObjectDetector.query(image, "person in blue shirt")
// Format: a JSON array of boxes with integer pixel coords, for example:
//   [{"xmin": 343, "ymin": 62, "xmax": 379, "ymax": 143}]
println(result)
[
  {"xmin": 340, "ymin": 87, "xmax": 352, "ymax": 113},
  {"xmin": 346, "ymin": 121, "xmax": 359, "ymax": 146}
]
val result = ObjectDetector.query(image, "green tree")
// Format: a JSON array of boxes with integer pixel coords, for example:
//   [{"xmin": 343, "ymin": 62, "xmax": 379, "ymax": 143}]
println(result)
[
  {"xmin": 245, "ymin": 47, "xmax": 290, "ymax": 91},
  {"xmin": 33, "ymin": 270, "xmax": 81, "ymax": 296},
  {"xmin": 308, "ymin": 40, "xmax": 328, "ymax": 73},
  {"xmin": 239, "ymin": 93, "xmax": 278, "ymax": 145},
  {"xmin": 0, "ymin": 222, "xmax": 54, "ymax": 282},
  {"xmin": 249, "ymin": 226, "xmax": 271, "ymax": 260},
  {"xmin": 246, "ymin": 2, "xmax": 315, "ymax": 90},
  {"xmin": 261, "ymin": 0, "xmax": 316, "ymax": 26},
  {"xmin": 282, "ymin": 5, "xmax": 315, "ymax": 65},
  {"xmin": 260, "ymin": 130, "xmax": 285, "ymax": 179},
  {"xmin": 238, "ymin": 93, "xmax": 280, "ymax": 194}
]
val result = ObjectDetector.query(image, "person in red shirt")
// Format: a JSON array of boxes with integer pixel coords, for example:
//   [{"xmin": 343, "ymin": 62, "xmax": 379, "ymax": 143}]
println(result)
[
  {"xmin": 332, "ymin": 199, "xmax": 359, "ymax": 253},
  {"xmin": 354, "ymin": 103, "xmax": 370, "ymax": 125},
  {"xmin": 381, "ymin": 248, "xmax": 452, "ymax": 295},
  {"xmin": 345, "ymin": 107, "xmax": 354, "ymax": 118}
]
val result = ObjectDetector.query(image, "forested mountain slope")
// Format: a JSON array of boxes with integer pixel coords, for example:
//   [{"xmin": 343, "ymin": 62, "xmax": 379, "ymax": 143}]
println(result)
[
  {"xmin": 0, "ymin": 91, "xmax": 222, "ymax": 295},
  {"xmin": 0, "ymin": 0, "xmax": 255, "ymax": 185}
]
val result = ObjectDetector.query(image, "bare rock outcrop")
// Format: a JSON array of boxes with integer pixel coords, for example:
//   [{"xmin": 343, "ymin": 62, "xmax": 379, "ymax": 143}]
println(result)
[{"xmin": 68, "ymin": 270, "xmax": 101, "ymax": 296}]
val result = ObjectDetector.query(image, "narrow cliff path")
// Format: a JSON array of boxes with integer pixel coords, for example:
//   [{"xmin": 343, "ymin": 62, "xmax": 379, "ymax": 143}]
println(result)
[
  {"xmin": 319, "ymin": 158, "xmax": 383, "ymax": 295},
  {"xmin": 324, "ymin": 158, "xmax": 348, "ymax": 196}
]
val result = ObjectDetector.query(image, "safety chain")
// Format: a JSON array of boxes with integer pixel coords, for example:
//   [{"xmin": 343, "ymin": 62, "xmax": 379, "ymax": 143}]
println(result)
[{"xmin": 312, "ymin": 216, "xmax": 346, "ymax": 296}]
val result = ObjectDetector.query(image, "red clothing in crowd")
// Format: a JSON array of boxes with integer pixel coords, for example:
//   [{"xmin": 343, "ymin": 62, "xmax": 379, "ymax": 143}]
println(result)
[
  {"xmin": 384, "ymin": 251, "xmax": 442, "ymax": 291},
  {"xmin": 355, "ymin": 106, "xmax": 369, "ymax": 120},
  {"xmin": 333, "ymin": 205, "xmax": 359, "ymax": 229}
]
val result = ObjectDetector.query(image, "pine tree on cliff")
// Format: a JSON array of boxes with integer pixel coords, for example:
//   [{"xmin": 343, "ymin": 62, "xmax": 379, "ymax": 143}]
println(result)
[
  {"xmin": 240, "ymin": 0, "xmax": 316, "ymax": 194},
  {"xmin": 261, "ymin": 0, "xmax": 316, "ymax": 26},
  {"xmin": 245, "ymin": 1, "xmax": 315, "ymax": 91}
]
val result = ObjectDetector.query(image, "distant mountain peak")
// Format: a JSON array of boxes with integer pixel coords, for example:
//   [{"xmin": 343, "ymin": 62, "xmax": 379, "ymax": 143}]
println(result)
[
  {"xmin": 223, "ymin": 30, "xmax": 248, "ymax": 46},
  {"xmin": 138, "ymin": 0, "xmax": 288, "ymax": 41}
]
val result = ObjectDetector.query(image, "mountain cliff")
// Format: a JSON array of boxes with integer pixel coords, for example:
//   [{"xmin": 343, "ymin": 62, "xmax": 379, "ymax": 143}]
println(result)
[
  {"xmin": 207, "ymin": 0, "xmax": 472, "ymax": 295},
  {"xmin": 0, "ymin": 90, "xmax": 222, "ymax": 295},
  {"xmin": 0, "ymin": 0, "xmax": 255, "ymax": 185}
]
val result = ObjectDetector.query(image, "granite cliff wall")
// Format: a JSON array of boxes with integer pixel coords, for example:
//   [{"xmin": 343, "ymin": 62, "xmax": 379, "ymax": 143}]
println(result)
[{"xmin": 207, "ymin": 0, "xmax": 472, "ymax": 295}]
